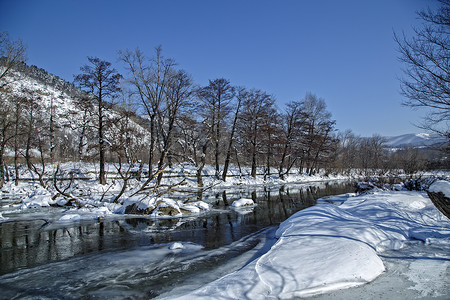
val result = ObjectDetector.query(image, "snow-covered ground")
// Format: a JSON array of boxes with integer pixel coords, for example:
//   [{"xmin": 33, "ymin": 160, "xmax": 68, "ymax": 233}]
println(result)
[
  {"xmin": 161, "ymin": 188, "xmax": 450, "ymax": 299},
  {"xmin": 2, "ymin": 161, "xmax": 434, "ymax": 219}
]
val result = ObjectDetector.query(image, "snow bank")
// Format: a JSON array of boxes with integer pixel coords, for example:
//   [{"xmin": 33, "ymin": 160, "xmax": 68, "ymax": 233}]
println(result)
[
  {"xmin": 231, "ymin": 198, "xmax": 254, "ymax": 207},
  {"xmin": 169, "ymin": 242, "xmax": 184, "ymax": 250},
  {"xmin": 58, "ymin": 214, "xmax": 81, "ymax": 222},
  {"xmin": 19, "ymin": 187, "xmax": 55, "ymax": 209},
  {"xmin": 56, "ymin": 206, "xmax": 114, "ymax": 222},
  {"xmin": 117, "ymin": 196, "xmax": 210, "ymax": 217},
  {"xmin": 170, "ymin": 191, "xmax": 450, "ymax": 299},
  {"xmin": 429, "ymin": 180, "xmax": 450, "ymax": 198}
]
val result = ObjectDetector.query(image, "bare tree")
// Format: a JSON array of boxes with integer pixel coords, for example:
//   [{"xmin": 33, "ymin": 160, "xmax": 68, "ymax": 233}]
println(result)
[
  {"xmin": 74, "ymin": 57, "xmax": 122, "ymax": 185},
  {"xmin": 175, "ymin": 110, "xmax": 210, "ymax": 187},
  {"xmin": 197, "ymin": 78, "xmax": 235, "ymax": 179},
  {"xmin": 334, "ymin": 130, "xmax": 360, "ymax": 175},
  {"xmin": 394, "ymin": 146, "xmax": 426, "ymax": 175},
  {"xmin": 357, "ymin": 135, "xmax": 386, "ymax": 176},
  {"xmin": 278, "ymin": 101, "xmax": 307, "ymax": 179},
  {"xmin": 238, "ymin": 89, "xmax": 275, "ymax": 178},
  {"xmin": 0, "ymin": 32, "xmax": 26, "ymax": 188},
  {"xmin": 71, "ymin": 94, "xmax": 95, "ymax": 161},
  {"xmin": 395, "ymin": 1, "xmax": 450, "ymax": 137},
  {"xmin": 12, "ymin": 96, "xmax": 22, "ymax": 185},
  {"xmin": 222, "ymin": 87, "xmax": 243, "ymax": 181},
  {"xmin": 154, "ymin": 68, "xmax": 193, "ymax": 184},
  {"xmin": 0, "ymin": 96, "xmax": 14, "ymax": 188},
  {"xmin": 0, "ymin": 32, "xmax": 26, "ymax": 90},
  {"xmin": 119, "ymin": 47, "xmax": 175, "ymax": 180},
  {"xmin": 298, "ymin": 93, "xmax": 336, "ymax": 175}
]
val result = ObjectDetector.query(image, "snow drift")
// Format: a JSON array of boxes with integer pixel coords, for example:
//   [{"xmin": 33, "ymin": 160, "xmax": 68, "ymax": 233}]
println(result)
[{"xmin": 168, "ymin": 190, "xmax": 450, "ymax": 299}]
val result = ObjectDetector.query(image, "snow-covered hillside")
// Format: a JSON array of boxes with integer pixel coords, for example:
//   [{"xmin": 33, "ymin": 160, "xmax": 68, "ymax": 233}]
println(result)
[
  {"xmin": 2, "ymin": 63, "xmax": 150, "ymax": 158},
  {"xmin": 384, "ymin": 133, "xmax": 447, "ymax": 148}
]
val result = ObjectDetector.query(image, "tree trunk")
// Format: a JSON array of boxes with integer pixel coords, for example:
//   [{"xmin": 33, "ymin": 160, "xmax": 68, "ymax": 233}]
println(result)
[
  {"xmin": 197, "ymin": 142, "xmax": 209, "ymax": 188},
  {"xmin": 251, "ymin": 121, "xmax": 258, "ymax": 179},
  {"xmin": 98, "ymin": 94, "xmax": 106, "ymax": 185},
  {"xmin": 222, "ymin": 98, "xmax": 241, "ymax": 182},
  {"xmin": 136, "ymin": 160, "xmax": 143, "ymax": 181},
  {"xmin": 279, "ymin": 142, "xmax": 289, "ymax": 180},
  {"xmin": 4, "ymin": 162, "xmax": 10, "ymax": 182},
  {"xmin": 14, "ymin": 152, "xmax": 19, "ymax": 186},
  {"xmin": 215, "ymin": 101, "xmax": 221, "ymax": 179},
  {"xmin": 156, "ymin": 149, "xmax": 168, "ymax": 186},
  {"xmin": 13, "ymin": 101, "xmax": 20, "ymax": 186},
  {"xmin": 78, "ymin": 110, "xmax": 88, "ymax": 161},
  {"xmin": 265, "ymin": 132, "xmax": 271, "ymax": 181},
  {"xmin": 25, "ymin": 110, "xmax": 33, "ymax": 172},
  {"xmin": 0, "ymin": 147, "xmax": 4, "ymax": 189},
  {"xmin": 148, "ymin": 114, "xmax": 155, "ymax": 177},
  {"xmin": 251, "ymin": 150, "xmax": 257, "ymax": 178},
  {"xmin": 49, "ymin": 96, "xmax": 55, "ymax": 164},
  {"xmin": 156, "ymin": 117, "xmax": 176, "ymax": 185},
  {"xmin": 215, "ymin": 129, "xmax": 220, "ymax": 180},
  {"xmin": 235, "ymin": 148, "xmax": 242, "ymax": 179}
]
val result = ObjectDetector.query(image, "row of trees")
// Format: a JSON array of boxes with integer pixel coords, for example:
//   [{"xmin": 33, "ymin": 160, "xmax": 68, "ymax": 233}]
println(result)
[
  {"xmin": 1, "ymin": 9, "xmax": 448, "ymax": 192},
  {"xmin": 0, "ymin": 37, "xmax": 353, "ymax": 190},
  {"xmin": 109, "ymin": 47, "xmax": 339, "ymax": 186}
]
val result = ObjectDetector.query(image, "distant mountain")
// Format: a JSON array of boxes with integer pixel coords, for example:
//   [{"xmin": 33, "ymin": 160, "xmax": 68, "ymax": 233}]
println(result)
[{"xmin": 384, "ymin": 133, "xmax": 447, "ymax": 148}]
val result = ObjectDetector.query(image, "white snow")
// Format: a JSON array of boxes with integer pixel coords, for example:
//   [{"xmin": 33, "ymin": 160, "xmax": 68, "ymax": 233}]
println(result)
[
  {"xmin": 429, "ymin": 180, "xmax": 450, "ymax": 198},
  {"xmin": 19, "ymin": 186, "xmax": 55, "ymax": 209},
  {"xmin": 168, "ymin": 190, "xmax": 450, "ymax": 299},
  {"xmin": 169, "ymin": 242, "xmax": 185, "ymax": 250},
  {"xmin": 231, "ymin": 198, "xmax": 254, "ymax": 207},
  {"xmin": 58, "ymin": 214, "xmax": 81, "ymax": 221},
  {"xmin": 117, "ymin": 196, "xmax": 210, "ymax": 217},
  {"xmin": 384, "ymin": 133, "xmax": 445, "ymax": 148}
]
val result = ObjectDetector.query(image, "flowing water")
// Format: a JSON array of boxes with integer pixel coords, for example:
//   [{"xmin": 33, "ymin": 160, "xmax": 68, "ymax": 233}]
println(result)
[{"xmin": 0, "ymin": 181, "xmax": 356, "ymax": 299}]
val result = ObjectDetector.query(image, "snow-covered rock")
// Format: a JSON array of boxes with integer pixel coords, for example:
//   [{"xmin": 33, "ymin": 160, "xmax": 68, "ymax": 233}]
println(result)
[
  {"xmin": 169, "ymin": 242, "xmax": 184, "ymax": 250},
  {"xmin": 119, "ymin": 196, "xmax": 209, "ymax": 217},
  {"xmin": 20, "ymin": 186, "xmax": 55, "ymax": 209},
  {"xmin": 151, "ymin": 198, "xmax": 182, "ymax": 217},
  {"xmin": 179, "ymin": 201, "xmax": 210, "ymax": 214},
  {"xmin": 429, "ymin": 180, "xmax": 450, "ymax": 198},
  {"xmin": 121, "ymin": 196, "xmax": 156, "ymax": 215},
  {"xmin": 231, "ymin": 198, "xmax": 254, "ymax": 207}
]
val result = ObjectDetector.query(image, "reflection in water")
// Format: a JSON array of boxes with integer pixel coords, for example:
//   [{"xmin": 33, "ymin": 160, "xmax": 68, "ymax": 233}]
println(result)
[{"xmin": 0, "ymin": 181, "xmax": 355, "ymax": 276}]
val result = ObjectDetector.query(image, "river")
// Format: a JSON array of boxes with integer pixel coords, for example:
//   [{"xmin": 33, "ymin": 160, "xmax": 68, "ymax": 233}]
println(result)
[{"xmin": 0, "ymin": 180, "xmax": 356, "ymax": 299}]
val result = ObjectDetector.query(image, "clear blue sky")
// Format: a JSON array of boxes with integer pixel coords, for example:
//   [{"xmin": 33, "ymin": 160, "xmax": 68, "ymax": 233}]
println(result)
[{"xmin": 0, "ymin": 0, "xmax": 438, "ymax": 136}]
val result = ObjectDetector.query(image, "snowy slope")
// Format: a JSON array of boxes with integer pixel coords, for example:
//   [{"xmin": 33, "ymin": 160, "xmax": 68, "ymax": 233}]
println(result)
[
  {"xmin": 2, "ymin": 63, "xmax": 150, "ymax": 156},
  {"xmin": 384, "ymin": 133, "xmax": 446, "ymax": 148}
]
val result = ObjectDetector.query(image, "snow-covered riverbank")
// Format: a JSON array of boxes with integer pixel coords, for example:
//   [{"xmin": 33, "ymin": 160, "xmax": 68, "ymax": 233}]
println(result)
[
  {"xmin": 2, "ymin": 161, "xmax": 444, "ymax": 221},
  {"xmin": 163, "ymin": 187, "xmax": 450, "ymax": 299},
  {"xmin": 2, "ymin": 163, "xmax": 449, "ymax": 298},
  {"xmin": 0, "ymin": 163, "xmax": 367, "ymax": 221}
]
